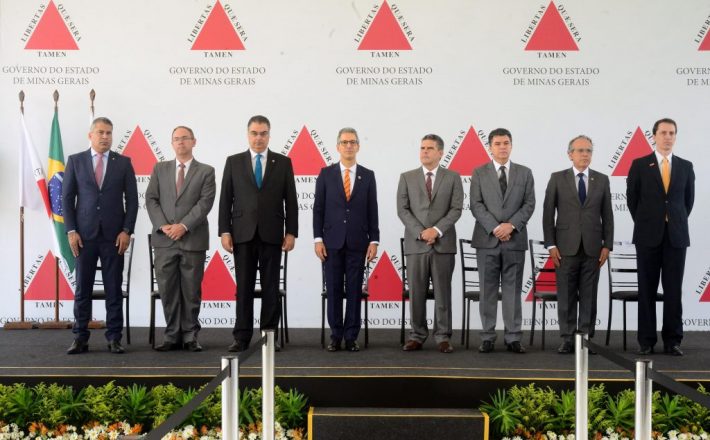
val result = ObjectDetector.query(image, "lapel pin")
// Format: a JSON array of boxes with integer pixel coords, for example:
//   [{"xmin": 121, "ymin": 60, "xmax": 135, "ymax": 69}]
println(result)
[
  {"xmin": 357, "ymin": 176, "xmax": 361, "ymax": 180},
  {"xmin": 649, "ymin": 163, "xmax": 656, "ymax": 167}
]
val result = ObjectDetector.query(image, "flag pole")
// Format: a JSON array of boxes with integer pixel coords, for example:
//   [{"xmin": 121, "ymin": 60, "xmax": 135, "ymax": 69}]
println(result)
[
  {"xmin": 89, "ymin": 89, "xmax": 95, "ymax": 118},
  {"xmin": 40, "ymin": 90, "xmax": 71, "ymax": 329},
  {"xmin": 5, "ymin": 91, "xmax": 37, "ymax": 330}
]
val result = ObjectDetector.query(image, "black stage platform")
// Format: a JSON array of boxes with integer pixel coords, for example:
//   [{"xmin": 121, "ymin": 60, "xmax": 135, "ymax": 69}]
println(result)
[{"xmin": 1, "ymin": 328, "xmax": 708, "ymax": 408}]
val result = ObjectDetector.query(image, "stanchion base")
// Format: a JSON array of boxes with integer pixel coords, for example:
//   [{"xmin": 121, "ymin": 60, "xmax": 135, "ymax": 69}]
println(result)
[
  {"xmin": 88, "ymin": 320, "xmax": 106, "ymax": 329},
  {"xmin": 3, "ymin": 321, "xmax": 38, "ymax": 330},
  {"xmin": 38, "ymin": 320, "xmax": 73, "ymax": 329}
]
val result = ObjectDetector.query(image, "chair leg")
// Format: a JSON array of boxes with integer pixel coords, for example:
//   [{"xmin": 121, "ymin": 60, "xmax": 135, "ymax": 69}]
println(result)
[
  {"xmin": 606, "ymin": 299, "xmax": 613, "ymax": 346},
  {"xmin": 622, "ymin": 301, "xmax": 627, "ymax": 351},
  {"xmin": 465, "ymin": 300, "xmax": 471, "ymax": 349},
  {"xmin": 400, "ymin": 297, "xmax": 406, "ymax": 345},
  {"xmin": 149, "ymin": 297, "xmax": 155, "ymax": 348},
  {"xmin": 529, "ymin": 297, "xmax": 537, "ymax": 346},
  {"xmin": 541, "ymin": 300, "xmax": 546, "ymax": 350},
  {"xmin": 279, "ymin": 298, "xmax": 285, "ymax": 347},
  {"xmin": 125, "ymin": 297, "xmax": 131, "ymax": 345},
  {"xmin": 364, "ymin": 295, "xmax": 369, "ymax": 348},
  {"xmin": 321, "ymin": 296, "xmax": 326, "ymax": 349},
  {"xmin": 283, "ymin": 295, "xmax": 290, "ymax": 343},
  {"xmin": 461, "ymin": 296, "xmax": 466, "ymax": 346}
]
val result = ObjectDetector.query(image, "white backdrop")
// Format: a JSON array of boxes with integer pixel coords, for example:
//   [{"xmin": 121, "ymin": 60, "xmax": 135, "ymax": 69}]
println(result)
[{"xmin": 1, "ymin": 0, "xmax": 709, "ymax": 332}]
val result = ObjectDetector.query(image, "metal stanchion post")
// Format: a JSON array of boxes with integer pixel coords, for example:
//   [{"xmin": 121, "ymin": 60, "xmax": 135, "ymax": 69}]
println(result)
[
  {"xmin": 575, "ymin": 332, "xmax": 588, "ymax": 440},
  {"xmin": 222, "ymin": 356, "xmax": 240, "ymax": 440},
  {"xmin": 262, "ymin": 330, "xmax": 275, "ymax": 440},
  {"xmin": 635, "ymin": 359, "xmax": 652, "ymax": 440}
]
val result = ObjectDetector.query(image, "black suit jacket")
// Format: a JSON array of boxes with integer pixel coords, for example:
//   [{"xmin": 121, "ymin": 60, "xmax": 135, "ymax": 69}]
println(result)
[
  {"xmin": 626, "ymin": 152, "xmax": 694, "ymax": 248},
  {"xmin": 63, "ymin": 149, "xmax": 138, "ymax": 241},
  {"xmin": 218, "ymin": 149, "xmax": 298, "ymax": 244}
]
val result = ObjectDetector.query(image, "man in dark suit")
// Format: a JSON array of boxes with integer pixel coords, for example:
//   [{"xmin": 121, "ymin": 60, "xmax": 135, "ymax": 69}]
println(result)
[
  {"xmin": 313, "ymin": 127, "xmax": 379, "ymax": 352},
  {"xmin": 63, "ymin": 117, "xmax": 138, "ymax": 354},
  {"xmin": 146, "ymin": 126, "xmax": 216, "ymax": 352},
  {"xmin": 470, "ymin": 128, "xmax": 535, "ymax": 354},
  {"xmin": 219, "ymin": 115, "xmax": 298, "ymax": 352},
  {"xmin": 542, "ymin": 135, "xmax": 613, "ymax": 354},
  {"xmin": 627, "ymin": 118, "xmax": 694, "ymax": 356},
  {"xmin": 397, "ymin": 134, "xmax": 463, "ymax": 354}
]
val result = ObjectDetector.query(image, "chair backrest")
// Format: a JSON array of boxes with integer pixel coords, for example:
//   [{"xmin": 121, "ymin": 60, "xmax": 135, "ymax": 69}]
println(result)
[
  {"xmin": 607, "ymin": 241, "xmax": 638, "ymax": 292},
  {"xmin": 94, "ymin": 236, "xmax": 135, "ymax": 294},
  {"xmin": 254, "ymin": 251, "xmax": 288, "ymax": 291},
  {"xmin": 528, "ymin": 239, "xmax": 556, "ymax": 294},
  {"xmin": 399, "ymin": 237, "xmax": 434, "ymax": 294},
  {"xmin": 458, "ymin": 239, "xmax": 480, "ymax": 292}
]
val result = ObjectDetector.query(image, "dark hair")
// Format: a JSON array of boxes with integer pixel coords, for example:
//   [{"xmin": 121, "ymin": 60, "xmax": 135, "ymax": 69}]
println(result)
[
  {"xmin": 90, "ymin": 117, "xmax": 113, "ymax": 130},
  {"xmin": 652, "ymin": 118, "xmax": 677, "ymax": 135},
  {"xmin": 421, "ymin": 134, "xmax": 444, "ymax": 151},
  {"xmin": 488, "ymin": 128, "xmax": 512, "ymax": 144},
  {"xmin": 248, "ymin": 115, "xmax": 271, "ymax": 130},
  {"xmin": 172, "ymin": 125, "xmax": 194, "ymax": 138}
]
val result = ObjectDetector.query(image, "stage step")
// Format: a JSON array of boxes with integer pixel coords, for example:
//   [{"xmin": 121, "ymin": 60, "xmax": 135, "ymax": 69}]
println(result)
[{"xmin": 308, "ymin": 407, "xmax": 488, "ymax": 440}]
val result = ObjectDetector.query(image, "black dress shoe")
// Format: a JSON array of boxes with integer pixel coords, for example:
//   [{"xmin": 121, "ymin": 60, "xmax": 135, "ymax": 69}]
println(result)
[
  {"xmin": 185, "ymin": 341, "xmax": 203, "ymax": 352},
  {"xmin": 665, "ymin": 345, "xmax": 683, "ymax": 356},
  {"xmin": 506, "ymin": 341, "xmax": 526, "ymax": 354},
  {"xmin": 107, "ymin": 340, "xmax": 125, "ymax": 354},
  {"xmin": 155, "ymin": 342, "xmax": 181, "ymax": 352},
  {"xmin": 478, "ymin": 340, "xmax": 494, "ymax": 353},
  {"xmin": 637, "ymin": 345, "xmax": 654, "ymax": 355},
  {"xmin": 67, "ymin": 340, "xmax": 88, "ymax": 355},
  {"xmin": 228, "ymin": 340, "xmax": 249, "ymax": 352},
  {"xmin": 326, "ymin": 341, "xmax": 342, "ymax": 352},
  {"xmin": 557, "ymin": 341, "xmax": 573, "ymax": 354},
  {"xmin": 345, "ymin": 341, "xmax": 360, "ymax": 352}
]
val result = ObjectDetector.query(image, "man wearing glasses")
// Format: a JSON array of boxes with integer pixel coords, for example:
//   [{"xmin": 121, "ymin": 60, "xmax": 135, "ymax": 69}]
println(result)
[
  {"xmin": 313, "ymin": 128, "xmax": 379, "ymax": 352},
  {"xmin": 542, "ymin": 135, "xmax": 613, "ymax": 354},
  {"xmin": 146, "ymin": 126, "xmax": 216, "ymax": 352},
  {"xmin": 218, "ymin": 115, "xmax": 298, "ymax": 352}
]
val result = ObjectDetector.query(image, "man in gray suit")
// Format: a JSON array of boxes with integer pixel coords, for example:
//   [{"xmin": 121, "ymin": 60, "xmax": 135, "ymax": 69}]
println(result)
[
  {"xmin": 543, "ymin": 135, "xmax": 613, "ymax": 354},
  {"xmin": 146, "ymin": 126, "xmax": 216, "ymax": 352},
  {"xmin": 471, "ymin": 128, "xmax": 535, "ymax": 354},
  {"xmin": 397, "ymin": 134, "xmax": 463, "ymax": 353}
]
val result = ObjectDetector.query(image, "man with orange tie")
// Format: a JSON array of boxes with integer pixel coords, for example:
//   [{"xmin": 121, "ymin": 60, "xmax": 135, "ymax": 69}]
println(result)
[
  {"xmin": 627, "ymin": 118, "xmax": 695, "ymax": 356},
  {"xmin": 313, "ymin": 127, "xmax": 379, "ymax": 352}
]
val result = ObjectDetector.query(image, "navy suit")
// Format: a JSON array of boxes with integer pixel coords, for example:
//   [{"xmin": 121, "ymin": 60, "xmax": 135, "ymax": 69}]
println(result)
[
  {"xmin": 313, "ymin": 163, "xmax": 379, "ymax": 343},
  {"xmin": 627, "ymin": 152, "xmax": 694, "ymax": 349},
  {"xmin": 63, "ymin": 149, "xmax": 138, "ymax": 342}
]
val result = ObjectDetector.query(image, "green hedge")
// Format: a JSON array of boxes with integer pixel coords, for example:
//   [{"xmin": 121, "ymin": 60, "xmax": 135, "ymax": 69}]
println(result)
[
  {"xmin": 0, "ymin": 382, "xmax": 307, "ymax": 432},
  {"xmin": 480, "ymin": 383, "xmax": 710, "ymax": 439}
]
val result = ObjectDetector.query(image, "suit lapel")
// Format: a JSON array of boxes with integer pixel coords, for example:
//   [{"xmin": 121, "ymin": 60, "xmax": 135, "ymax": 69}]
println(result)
[
  {"xmin": 430, "ymin": 167, "xmax": 444, "ymax": 201},
  {"xmin": 647, "ymin": 153, "xmax": 664, "ymax": 194},
  {"xmin": 350, "ymin": 164, "xmax": 362, "ymax": 200},
  {"xmin": 565, "ymin": 169, "xmax": 581, "ymax": 207},
  {"xmin": 502, "ymin": 162, "xmax": 514, "ymax": 203},
  {"xmin": 417, "ymin": 169, "xmax": 429, "ymax": 203},
  {"xmin": 242, "ymin": 152, "xmax": 258, "ymax": 189},
  {"xmin": 177, "ymin": 159, "xmax": 198, "ymax": 200},
  {"xmin": 261, "ymin": 149, "xmax": 277, "ymax": 188},
  {"xmin": 102, "ymin": 151, "xmax": 117, "ymax": 189}
]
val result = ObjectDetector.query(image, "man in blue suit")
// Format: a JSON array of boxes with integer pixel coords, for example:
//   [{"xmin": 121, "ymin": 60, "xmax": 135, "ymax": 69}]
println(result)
[
  {"xmin": 63, "ymin": 117, "xmax": 138, "ymax": 354},
  {"xmin": 313, "ymin": 127, "xmax": 379, "ymax": 352}
]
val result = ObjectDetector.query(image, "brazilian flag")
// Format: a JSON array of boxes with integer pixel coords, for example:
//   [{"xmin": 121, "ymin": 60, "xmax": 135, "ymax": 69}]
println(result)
[{"xmin": 47, "ymin": 108, "xmax": 75, "ymax": 272}]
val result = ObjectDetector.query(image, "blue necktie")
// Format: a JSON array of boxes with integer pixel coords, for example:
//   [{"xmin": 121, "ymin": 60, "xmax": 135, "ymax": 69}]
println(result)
[
  {"xmin": 578, "ymin": 172, "xmax": 586, "ymax": 204},
  {"xmin": 255, "ymin": 154, "xmax": 263, "ymax": 189}
]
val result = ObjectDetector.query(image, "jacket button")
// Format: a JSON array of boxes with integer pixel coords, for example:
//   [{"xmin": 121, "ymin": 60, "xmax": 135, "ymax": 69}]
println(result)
[{"xmin": 343, "ymin": 220, "xmax": 347, "ymax": 223}]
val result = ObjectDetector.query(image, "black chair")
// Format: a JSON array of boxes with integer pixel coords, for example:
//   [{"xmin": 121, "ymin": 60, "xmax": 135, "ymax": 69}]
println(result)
[
  {"xmin": 148, "ymin": 234, "xmax": 160, "ymax": 348},
  {"xmin": 605, "ymin": 241, "xmax": 663, "ymax": 351},
  {"xmin": 399, "ymin": 237, "xmax": 435, "ymax": 345},
  {"xmin": 320, "ymin": 262, "xmax": 370, "ymax": 348},
  {"xmin": 528, "ymin": 239, "xmax": 557, "ymax": 350},
  {"xmin": 93, "ymin": 236, "xmax": 134, "ymax": 344},
  {"xmin": 253, "ymin": 251, "xmax": 289, "ymax": 345},
  {"xmin": 458, "ymin": 239, "xmax": 503, "ymax": 349}
]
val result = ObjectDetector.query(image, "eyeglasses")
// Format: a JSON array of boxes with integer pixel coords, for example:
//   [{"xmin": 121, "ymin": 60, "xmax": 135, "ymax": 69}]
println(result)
[
  {"xmin": 172, "ymin": 136, "xmax": 194, "ymax": 142},
  {"xmin": 339, "ymin": 140, "xmax": 359, "ymax": 146}
]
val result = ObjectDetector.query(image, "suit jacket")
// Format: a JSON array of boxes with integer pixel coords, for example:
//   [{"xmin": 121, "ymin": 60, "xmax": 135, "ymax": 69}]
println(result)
[
  {"xmin": 63, "ymin": 149, "xmax": 138, "ymax": 241},
  {"xmin": 218, "ymin": 149, "xmax": 298, "ymax": 244},
  {"xmin": 313, "ymin": 163, "xmax": 379, "ymax": 251},
  {"xmin": 470, "ymin": 161, "xmax": 535, "ymax": 251},
  {"xmin": 146, "ymin": 159, "xmax": 216, "ymax": 251},
  {"xmin": 626, "ymin": 152, "xmax": 694, "ymax": 248},
  {"xmin": 397, "ymin": 166, "xmax": 463, "ymax": 255},
  {"xmin": 542, "ymin": 168, "xmax": 613, "ymax": 257}
]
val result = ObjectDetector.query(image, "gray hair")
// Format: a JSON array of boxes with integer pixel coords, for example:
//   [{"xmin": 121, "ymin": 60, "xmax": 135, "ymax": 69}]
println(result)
[
  {"xmin": 567, "ymin": 134, "xmax": 593, "ymax": 153},
  {"xmin": 337, "ymin": 127, "xmax": 359, "ymax": 143},
  {"xmin": 90, "ymin": 117, "xmax": 113, "ymax": 131}
]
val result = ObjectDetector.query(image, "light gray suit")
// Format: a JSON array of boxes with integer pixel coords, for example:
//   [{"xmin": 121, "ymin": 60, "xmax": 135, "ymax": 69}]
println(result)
[
  {"xmin": 542, "ymin": 168, "xmax": 613, "ymax": 342},
  {"xmin": 146, "ymin": 159, "xmax": 216, "ymax": 344},
  {"xmin": 397, "ymin": 166, "xmax": 463, "ymax": 343},
  {"xmin": 470, "ymin": 161, "xmax": 535, "ymax": 343}
]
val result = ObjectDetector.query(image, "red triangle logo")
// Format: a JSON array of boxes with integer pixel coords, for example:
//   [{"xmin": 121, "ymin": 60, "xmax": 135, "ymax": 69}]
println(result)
[
  {"xmin": 358, "ymin": 1, "xmax": 412, "ymax": 51},
  {"xmin": 610, "ymin": 127, "xmax": 653, "ymax": 177},
  {"xmin": 287, "ymin": 126, "xmax": 328, "ymax": 176},
  {"xmin": 191, "ymin": 0, "xmax": 245, "ymax": 50},
  {"xmin": 525, "ymin": 1, "xmax": 578, "ymax": 51},
  {"xmin": 525, "ymin": 257, "xmax": 557, "ymax": 301},
  {"xmin": 447, "ymin": 126, "xmax": 490, "ymax": 177},
  {"xmin": 367, "ymin": 251, "xmax": 403, "ymax": 301},
  {"xmin": 700, "ymin": 283, "xmax": 710, "ymax": 302},
  {"xmin": 24, "ymin": 0, "xmax": 79, "ymax": 50},
  {"xmin": 202, "ymin": 251, "xmax": 236, "ymax": 301},
  {"xmin": 25, "ymin": 251, "xmax": 74, "ymax": 300},
  {"xmin": 699, "ymin": 32, "xmax": 710, "ymax": 51},
  {"xmin": 122, "ymin": 126, "xmax": 158, "ymax": 176}
]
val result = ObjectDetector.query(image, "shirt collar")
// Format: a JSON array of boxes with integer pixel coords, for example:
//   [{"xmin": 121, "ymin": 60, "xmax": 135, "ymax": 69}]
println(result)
[
  {"xmin": 340, "ymin": 162, "xmax": 356, "ymax": 173},
  {"xmin": 422, "ymin": 166, "xmax": 439, "ymax": 177},
  {"xmin": 654, "ymin": 150, "xmax": 673, "ymax": 164},
  {"xmin": 493, "ymin": 160, "xmax": 511, "ymax": 171},
  {"xmin": 572, "ymin": 166, "xmax": 588, "ymax": 177},
  {"xmin": 177, "ymin": 158, "xmax": 193, "ymax": 169},
  {"xmin": 249, "ymin": 148, "xmax": 268, "ymax": 160}
]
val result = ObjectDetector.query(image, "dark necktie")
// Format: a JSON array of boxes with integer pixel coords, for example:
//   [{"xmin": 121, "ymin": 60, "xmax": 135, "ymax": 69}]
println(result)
[
  {"xmin": 578, "ymin": 172, "xmax": 586, "ymax": 204},
  {"xmin": 425, "ymin": 172, "xmax": 433, "ymax": 201},
  {"xmin": 499, "ymin": 165, "xmax": 507, "ymax": 195},
  {"xmin": 176, "ymin": 163, "xmax": 185, "ymax": 194},
  {"xmin": 255, "ymin": 154, "xmax": 263, "ymax": 189}
]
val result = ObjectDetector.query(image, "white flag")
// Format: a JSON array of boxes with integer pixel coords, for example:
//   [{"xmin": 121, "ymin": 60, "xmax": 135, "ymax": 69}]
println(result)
[{"xmin": 19, "ymin": 113, "xmax": 51, "ymax": 215}]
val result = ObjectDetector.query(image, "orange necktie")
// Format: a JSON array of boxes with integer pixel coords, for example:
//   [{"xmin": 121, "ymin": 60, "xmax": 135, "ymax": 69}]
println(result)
[
  {"xmin": 661, "ymin": 157, "xmax": 670, "ymax": 193},
  {"xmin": 344, "ymin": 169, "xmax": 351, "ymax": 201}
]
